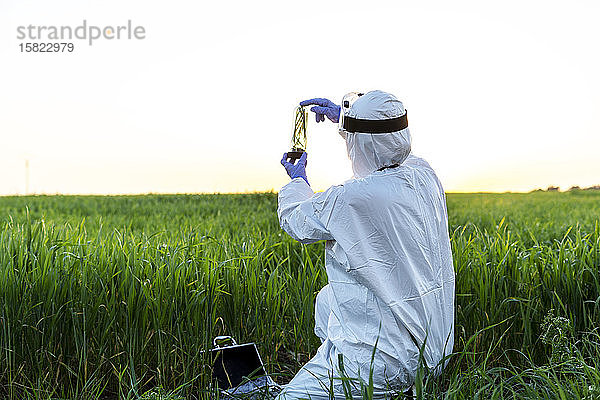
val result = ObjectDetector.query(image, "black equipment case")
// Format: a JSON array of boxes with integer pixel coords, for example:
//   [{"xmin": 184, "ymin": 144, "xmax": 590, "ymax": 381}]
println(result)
[{"xmin": 210, "ymin": 336, "xmax": 279, "ymax": 398}]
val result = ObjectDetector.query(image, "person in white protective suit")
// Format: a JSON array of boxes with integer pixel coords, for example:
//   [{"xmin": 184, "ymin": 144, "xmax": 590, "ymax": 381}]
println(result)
[{"xmin": 276, "ymin": 90, "xmax": 455, "ymax": 399}]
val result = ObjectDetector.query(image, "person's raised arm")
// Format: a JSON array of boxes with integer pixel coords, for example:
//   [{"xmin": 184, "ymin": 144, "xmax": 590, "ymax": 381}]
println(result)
[{"xmin": 278, "ymin": 152, "xmax": 343, "ymax": 244}]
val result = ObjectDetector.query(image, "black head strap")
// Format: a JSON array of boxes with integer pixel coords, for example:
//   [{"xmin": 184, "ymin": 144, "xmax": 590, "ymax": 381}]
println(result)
[{"xmin": 342, "ymin": 111, "xmax": 408, "ymax": 134}]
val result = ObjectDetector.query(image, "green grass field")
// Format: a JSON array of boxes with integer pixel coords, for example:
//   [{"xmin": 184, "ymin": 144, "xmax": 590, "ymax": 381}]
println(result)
[{"xmin": 1, "ymin": 191, "xmax": 599, "ymax": 399}]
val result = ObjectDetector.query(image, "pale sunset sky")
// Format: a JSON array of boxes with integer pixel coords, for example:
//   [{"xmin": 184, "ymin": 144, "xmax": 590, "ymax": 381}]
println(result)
[{"xmin": 0, "ymin": 0, "xmax": 598, "ymax": 194}]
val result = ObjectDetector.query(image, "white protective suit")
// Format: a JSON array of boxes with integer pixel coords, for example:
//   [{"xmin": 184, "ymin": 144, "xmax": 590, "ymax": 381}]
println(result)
[{"xmin": 276, "ymin": 90, "xmax": 455, "ymax": 399}]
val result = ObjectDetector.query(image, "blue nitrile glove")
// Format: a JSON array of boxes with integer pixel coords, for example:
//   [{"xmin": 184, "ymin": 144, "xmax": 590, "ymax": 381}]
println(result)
[
  {"xmin": 300, "ymin": 98, "xmax": 341, "ymax": 123},
  {"xmin": 281, "ymin": 152, "xmax": 309, "ymax": 185}
]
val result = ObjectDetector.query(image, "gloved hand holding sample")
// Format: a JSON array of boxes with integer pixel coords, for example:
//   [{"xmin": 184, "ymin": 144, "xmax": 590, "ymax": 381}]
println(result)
[
  {"xmin": 299, "ymin": 98, "xmax": 341, "ymax": 123},
  {"xmin": 280, "ymin": 152, "xmax": 309, "ymax": 185}
]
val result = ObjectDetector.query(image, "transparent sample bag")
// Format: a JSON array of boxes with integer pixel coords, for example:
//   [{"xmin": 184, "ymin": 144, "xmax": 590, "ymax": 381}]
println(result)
[{"xmin": 287, "ymin": 105, "xmax": 308, "ymax": 162}]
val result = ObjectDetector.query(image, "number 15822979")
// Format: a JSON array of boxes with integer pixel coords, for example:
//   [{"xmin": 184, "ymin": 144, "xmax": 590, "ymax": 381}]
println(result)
[{"xmin": 19, "ymin": 43, "xmax": 74, "ymax": 52}]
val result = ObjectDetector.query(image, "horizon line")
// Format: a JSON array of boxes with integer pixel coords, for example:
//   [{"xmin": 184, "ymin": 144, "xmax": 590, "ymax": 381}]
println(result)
[{"xmin": 2, "ymin": 187, "xmax": 599, "ymax": 197}]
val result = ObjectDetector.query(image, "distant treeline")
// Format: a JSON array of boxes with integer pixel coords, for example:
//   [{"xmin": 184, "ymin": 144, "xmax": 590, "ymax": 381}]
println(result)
[{"xmin": 536, "ymin": 185, "xmax": 600, "ymax": 192}]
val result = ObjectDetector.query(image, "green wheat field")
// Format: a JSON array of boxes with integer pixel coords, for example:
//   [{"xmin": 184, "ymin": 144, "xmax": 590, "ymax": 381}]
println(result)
[{"xmin": 1, "ymin": 191, "xmax": 599, "ymax": 399}]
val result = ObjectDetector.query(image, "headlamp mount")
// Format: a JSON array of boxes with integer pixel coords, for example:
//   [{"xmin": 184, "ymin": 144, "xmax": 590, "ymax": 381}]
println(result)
[{"xmin": 339, "ymin": 91, "xmax": 408, "ymax": 135}]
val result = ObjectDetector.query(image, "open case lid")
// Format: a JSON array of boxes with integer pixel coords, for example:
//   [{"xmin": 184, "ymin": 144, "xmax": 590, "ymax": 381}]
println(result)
[{"xmin": 211, "ymin": 336, "xmax": 267, "ymax": 390}]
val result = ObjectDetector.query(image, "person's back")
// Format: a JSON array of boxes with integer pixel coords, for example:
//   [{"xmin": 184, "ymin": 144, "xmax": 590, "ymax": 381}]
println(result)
[
  {"xmin": 342, "ymin": 154, "xmax": 454, "ymax": 362},
  {"xmin": 277, "ymin": 91, "xmax": 454, "ymax": 399}
]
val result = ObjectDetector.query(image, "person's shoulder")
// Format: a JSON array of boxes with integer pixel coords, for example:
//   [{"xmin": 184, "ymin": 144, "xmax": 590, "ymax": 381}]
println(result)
[
  {"xmin": 399, "ymin": 154, "xmax": 446, "ymax": 195},
  {"xmin": 341, "ymin": 171, "xmax": 412, "ymax": 207},
  {"xmin": 399, "ymin": 154, "xmax": 434, "ymax": 171}
]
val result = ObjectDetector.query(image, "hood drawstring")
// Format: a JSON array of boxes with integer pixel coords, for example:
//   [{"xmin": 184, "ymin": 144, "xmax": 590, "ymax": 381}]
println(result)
[{"xmin": 377, "ymin": 163, "xmax": 399, "ymax": 172}]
